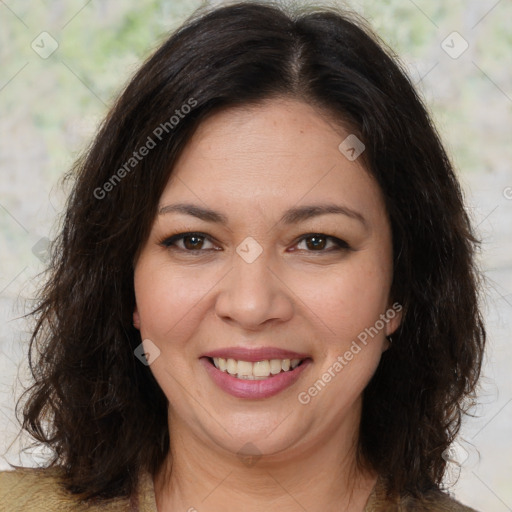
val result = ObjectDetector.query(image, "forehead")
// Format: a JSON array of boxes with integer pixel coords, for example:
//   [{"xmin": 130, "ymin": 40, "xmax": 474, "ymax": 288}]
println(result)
[{"xmin": 159, "ymin": 98, "xmax": 386, "ymax": 227}]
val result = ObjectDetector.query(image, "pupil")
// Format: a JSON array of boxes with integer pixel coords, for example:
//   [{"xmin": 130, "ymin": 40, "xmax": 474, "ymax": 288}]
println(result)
[
  {"xmin": 307, "ymin": 235, "xmax": 325, "ymax": 250},
  {"xmin": 185, "ymin": 235, "xmax": 202, "ymax": 250}
]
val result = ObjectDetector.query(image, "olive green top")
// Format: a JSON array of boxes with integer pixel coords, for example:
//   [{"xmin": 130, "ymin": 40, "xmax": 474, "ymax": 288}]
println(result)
[{"xmin": 0, "ymin": 466, "xmax": 479, "ymax": 511}]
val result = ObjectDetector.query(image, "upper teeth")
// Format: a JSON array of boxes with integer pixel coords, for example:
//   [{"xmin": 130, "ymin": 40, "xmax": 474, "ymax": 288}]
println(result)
[{"xmin": 212, "ymin": 358, "xmax": 302, "ymax": 379}]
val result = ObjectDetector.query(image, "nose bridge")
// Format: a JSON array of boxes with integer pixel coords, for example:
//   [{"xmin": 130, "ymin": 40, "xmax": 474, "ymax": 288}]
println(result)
[
  {"xmin": 215, "ymin": 236, "xmax": 293, "ymax": 327},
  {"xmin": 234, "ymin": 238, "xmax": 272, "ymax": 292}
]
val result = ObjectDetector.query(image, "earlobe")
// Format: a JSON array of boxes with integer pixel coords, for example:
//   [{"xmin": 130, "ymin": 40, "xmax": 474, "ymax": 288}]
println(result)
[
  {"xmin": 133, "ymin": 307, "xmax": 141, "ymax": 330},
  {"xmin": 384, "ymin": 301, "xmax": 403, "ymax": 338}
]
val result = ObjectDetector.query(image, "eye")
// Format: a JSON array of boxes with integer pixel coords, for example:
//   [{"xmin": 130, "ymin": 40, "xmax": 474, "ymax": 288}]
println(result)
[
  {"xmin": 294, "ymin": 233, "xmax": 350, "ymax": 252},
  {"xmin": 160, "ymin": 232, "xmax": 218, "ymax": 252},
  {"xmin": 159, "ymin": 231, "xmax": 350, "ymax": 254}
]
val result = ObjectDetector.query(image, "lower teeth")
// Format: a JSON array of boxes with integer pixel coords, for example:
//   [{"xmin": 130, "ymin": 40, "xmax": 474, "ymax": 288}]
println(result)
[{"xmin": 235, "ymin": 374, "xmax": 277, "ymax": 380}]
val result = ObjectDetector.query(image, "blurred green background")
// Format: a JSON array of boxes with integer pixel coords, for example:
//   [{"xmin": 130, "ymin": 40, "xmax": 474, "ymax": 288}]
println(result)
[{"xmin": 1, "ymin": 1, "xmax": 511, "ymax": 510}]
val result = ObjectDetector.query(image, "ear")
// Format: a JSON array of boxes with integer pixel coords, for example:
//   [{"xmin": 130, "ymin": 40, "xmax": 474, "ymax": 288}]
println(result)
[
  {"xmin": 385, "ymin": 301, "xmax": 403, "ymax": 337},
  {"xmin": 133, "ymin": 305, "xmax": 141, "ymax": 330},
  {"xmin": 382, "ymin": 301, "xmax": 403, "ymax": 352}
]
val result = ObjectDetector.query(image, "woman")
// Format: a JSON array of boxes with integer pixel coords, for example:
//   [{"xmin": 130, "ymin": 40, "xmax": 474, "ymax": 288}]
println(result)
[{"xmin": 0, "ymin": 1, "xmax": 485, "ymax": 510}]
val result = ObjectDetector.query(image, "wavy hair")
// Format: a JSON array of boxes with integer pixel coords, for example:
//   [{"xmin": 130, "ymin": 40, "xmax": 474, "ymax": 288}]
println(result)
[{"xmin": 16, "ymin": 0, "xmax": 486, "ymax": 503}]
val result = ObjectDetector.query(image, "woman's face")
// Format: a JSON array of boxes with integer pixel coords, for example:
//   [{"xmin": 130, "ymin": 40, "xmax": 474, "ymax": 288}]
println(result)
[{"xmin": 133, "ymin": 98, "xmax": 401, "ymax": 460}]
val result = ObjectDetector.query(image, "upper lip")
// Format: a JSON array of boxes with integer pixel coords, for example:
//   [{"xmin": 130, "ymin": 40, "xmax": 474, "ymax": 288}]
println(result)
[{"xmin": 201, "ymin": 347, "xmax": 311, "ymax": 362}]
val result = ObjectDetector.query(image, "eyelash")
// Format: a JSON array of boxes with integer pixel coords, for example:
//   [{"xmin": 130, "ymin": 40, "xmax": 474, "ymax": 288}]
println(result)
[{"xmin": 159, "ymin": 231, "xmax": 350, "ymax": 254}]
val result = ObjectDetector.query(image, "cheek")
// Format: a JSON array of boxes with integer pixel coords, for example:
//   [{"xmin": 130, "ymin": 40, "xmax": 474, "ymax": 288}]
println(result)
[
  {"xmin": 299, "ymin": 259, "xmax": 392, "ymax": 412},
  {"xmin": 293, "ymin": 252, "xmax": 392, "ymax": 342},
  {"xmin": 133, "ymin": 260, "xmax": 217, "ymax": 343}
]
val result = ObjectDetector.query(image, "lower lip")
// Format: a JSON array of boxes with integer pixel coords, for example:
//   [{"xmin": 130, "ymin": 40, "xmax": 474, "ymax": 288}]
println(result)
[{"xmin": 200, "ymin": 357, "xmax": 312, "ymax": 399}]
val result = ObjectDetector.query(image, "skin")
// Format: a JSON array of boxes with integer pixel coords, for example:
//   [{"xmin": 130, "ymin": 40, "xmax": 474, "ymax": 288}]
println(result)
[{"xmin": 133, "ymin": 97, "xmax": 402, "ymax": 512}]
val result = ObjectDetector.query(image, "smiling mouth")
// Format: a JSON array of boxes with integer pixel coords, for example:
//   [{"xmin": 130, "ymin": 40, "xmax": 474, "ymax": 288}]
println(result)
[{"xmin": 205, "ymin": 357, "xmax": 310, "ymax": 380}]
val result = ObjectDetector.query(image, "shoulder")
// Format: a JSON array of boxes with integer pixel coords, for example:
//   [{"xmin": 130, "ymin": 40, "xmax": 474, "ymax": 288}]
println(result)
[
  {"xmin": 0, "ymin": 466, "xmax": 81, "ymax": 512},
  {"xmin": 0, "ymin": 467, "xmax": 132, "ymax": 511},
  {"xmin": 366, "ymin": 476, "xmax": 480, "ymax": 511},
  {"xmin": 399, "ymin": 487, "xmax": 480, "ymax": 511}
]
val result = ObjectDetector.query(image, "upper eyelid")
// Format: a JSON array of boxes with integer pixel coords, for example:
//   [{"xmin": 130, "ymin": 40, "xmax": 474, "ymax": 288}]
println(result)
[{"xmin": 160, "ymin": 232, "xmax": 214, "ymax": 249}]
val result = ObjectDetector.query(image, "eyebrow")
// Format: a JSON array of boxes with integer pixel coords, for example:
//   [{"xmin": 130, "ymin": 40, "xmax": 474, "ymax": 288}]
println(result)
[{"xmin": 158, "ymin": 202, "xmax": 367, "ymax": 227}]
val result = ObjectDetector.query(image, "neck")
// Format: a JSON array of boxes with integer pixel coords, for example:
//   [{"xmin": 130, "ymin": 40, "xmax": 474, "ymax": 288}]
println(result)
[{"xmin": 153, "ymin": 411, "xmax": 377, "ymax": 511}]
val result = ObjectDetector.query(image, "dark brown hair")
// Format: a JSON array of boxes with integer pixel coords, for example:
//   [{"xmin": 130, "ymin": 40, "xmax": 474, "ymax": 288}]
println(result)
[{"xmin": 16, "ymin": 0, "xmax": 485, "ymax": 504}]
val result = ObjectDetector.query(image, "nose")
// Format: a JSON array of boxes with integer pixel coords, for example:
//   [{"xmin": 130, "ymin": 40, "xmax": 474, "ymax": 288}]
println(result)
[{"xmin": 214, "ymin": 247, "xmax": 294, "ymax": 330}]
